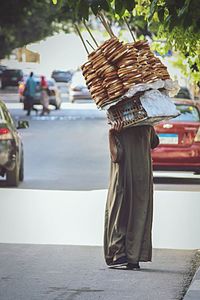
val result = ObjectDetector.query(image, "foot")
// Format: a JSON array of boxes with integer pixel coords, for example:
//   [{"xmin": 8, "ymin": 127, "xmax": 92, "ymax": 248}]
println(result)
[
  {"xmin": 109, "ymin": 256, "xmax": 127, "ymax": 267},
  {"xmin": 126, "ymin": 262, "xmax": 140, "ymax": 270}
]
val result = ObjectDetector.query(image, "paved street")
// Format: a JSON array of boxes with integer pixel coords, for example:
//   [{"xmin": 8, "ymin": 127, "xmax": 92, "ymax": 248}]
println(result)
[
  {"xmin": 0, "ymin": 244, "xmax": 197, "ymax": 300},
  {"xmin": 0, "ymin": 96, "xmax": 200, "ymax": 190}
]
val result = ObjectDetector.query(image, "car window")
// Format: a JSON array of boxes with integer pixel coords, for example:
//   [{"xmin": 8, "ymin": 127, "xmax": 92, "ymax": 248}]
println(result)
[
  {"xmin": 0, "ymin": 65, "xmax": 6, "ymax": 70},
  {"xmin": 56, "ymin": 72, "xmax": 66, "ymax": 76},
  {"xmin": 4, "ymin": 70, "xmax": 22, "ymax": 76},
  {"xmin": 2, "ymin": 107, "xmax": 15, "ymax": 125},
  {"xmin": 0, "ymin": 108, "xmax": 4, "ymax": 122},
  {"xmin": 173, "ymin": 104, "xmax": 200, "ymax": 122},
  {"xmin": 175, "ymin": 87, "xmax": 192, "ymax": 99}
]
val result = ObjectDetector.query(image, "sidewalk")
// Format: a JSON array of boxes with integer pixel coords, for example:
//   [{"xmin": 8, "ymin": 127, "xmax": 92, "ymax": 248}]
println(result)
[
  {"xmin": 0, "ymin": 244, "xmax": 197, "ymax": 300},
  {"xmin": 0, "ymin": 188, "xmax": 200, "ymax": 299}
]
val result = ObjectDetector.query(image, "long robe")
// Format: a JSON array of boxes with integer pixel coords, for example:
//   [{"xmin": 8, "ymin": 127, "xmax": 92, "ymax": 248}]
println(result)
[{"xmin": 104, "ymin": 125, "xmax": 159, "ymax": 265}]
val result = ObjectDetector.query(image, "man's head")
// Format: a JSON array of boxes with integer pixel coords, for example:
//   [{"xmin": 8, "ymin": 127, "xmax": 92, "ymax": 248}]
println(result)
[{"xmin": 30, "ymin": 72, "xmax": 34, "ymax": 77}]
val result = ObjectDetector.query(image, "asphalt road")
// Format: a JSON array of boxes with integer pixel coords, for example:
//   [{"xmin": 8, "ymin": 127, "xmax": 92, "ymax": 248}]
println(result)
[
  {"xmin": 19, "ymin": 117, "xmax": 110, "ymax": 190},
  {"xmin": 0, "ymin": 89, "xmax": 200, "ymax": 191}
]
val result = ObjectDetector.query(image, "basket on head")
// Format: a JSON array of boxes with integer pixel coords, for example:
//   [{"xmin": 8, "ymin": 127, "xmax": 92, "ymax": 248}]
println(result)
[{"xmin": 107, "ymin": 92, "xmax": 148, "ymax": 128}]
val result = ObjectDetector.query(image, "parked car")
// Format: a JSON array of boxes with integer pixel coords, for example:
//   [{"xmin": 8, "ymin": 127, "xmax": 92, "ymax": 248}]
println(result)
[
  {"xmin": 19, "ymin": 76, "xmax": 62, "ymax": 109},
  {"xmin": 0, "ymin": 65, "xmax": 7, "ymax": 89},
  {"xmin": 152, "ymin": 98, "xmax": 200, "ymax": 173},
  {"xmin": 1, "ymin": 69, "xmax": 23, "ymax": 89},
  {"xmin": 0, "ymin": 65, "xmax": 7, "ymax": 77},
  {"xmin": 0, "ymin": 100, "xmax": 29, "ymax": 186},
  {"xmin": 69, "ymin": 71, "xmax": 91, "ymax": 103},
  {"xmin": 51, "ymin": 70, "xmax": 72, "ymax": 83}
]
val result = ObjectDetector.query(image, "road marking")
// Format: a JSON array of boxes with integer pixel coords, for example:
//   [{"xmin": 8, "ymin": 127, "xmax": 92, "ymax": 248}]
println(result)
[{"xmin": 5, "ymin": 102, "xmax": 99, "ymax": 110}]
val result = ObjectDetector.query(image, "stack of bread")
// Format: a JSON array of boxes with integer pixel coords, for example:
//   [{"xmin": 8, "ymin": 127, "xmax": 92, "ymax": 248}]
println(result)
[{"xmin": 81, "ymin": 37, "xmax": 171, "ymax": 110}]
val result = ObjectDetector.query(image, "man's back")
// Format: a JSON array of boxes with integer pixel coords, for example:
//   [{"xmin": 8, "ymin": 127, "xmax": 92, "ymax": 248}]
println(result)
[{"xmin": 26, "ymin": 76, "xmax": 36, "ymax": 97}]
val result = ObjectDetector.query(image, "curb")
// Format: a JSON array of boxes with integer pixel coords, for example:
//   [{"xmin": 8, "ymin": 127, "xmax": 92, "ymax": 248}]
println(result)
[{"xmin": 183, "ymin": 267, "xmax": 200, "ymax": 299}]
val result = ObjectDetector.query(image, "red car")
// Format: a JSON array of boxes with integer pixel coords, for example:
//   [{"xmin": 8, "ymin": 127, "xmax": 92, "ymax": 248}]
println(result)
[{"xmin": 152, "ymin": 98, "xmax": 200, "ymax": 174}]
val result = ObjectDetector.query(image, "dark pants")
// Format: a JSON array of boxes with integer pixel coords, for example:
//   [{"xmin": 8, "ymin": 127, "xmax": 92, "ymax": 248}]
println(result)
[{"xmin": 24, "ymin": 96, "xmax": 38, "ymax": 115}]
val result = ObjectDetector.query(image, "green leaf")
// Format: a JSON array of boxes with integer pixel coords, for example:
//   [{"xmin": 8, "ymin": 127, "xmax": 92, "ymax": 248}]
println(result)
[
  {"xmin": 78, "ymin": 0, "xmax": 89, "ymax": 20},
  {"xmin": 66, "ymin": 0, "xmax": 73, "ymax": 7},
  {"xmin": 90, "ymin": 0, "xmax": 110, "ymax": 15},
  {"xmin": 149, "ymin": 0, "xmax": 159, "ymax": 21},
  {"xmin": 124, "ymin": 0, "xmax": 135, "ymax": 13},
  {"xmin": 67, "ymin": 0, "xmax": 77, "ymax": 9},
  {"xmin": 115, "ymin": 0, "xmax": 125, "ymax": 17},
  {"xmin": 194, "ymin": 18, "xmax": 200, "ymax": 33},
  {"xmin": 100, "ymin": 0, "xmax": 111, "ymax": 12},
  {"xmin": 91, "ymin": 2, "xmax": 100, "ymax": 15},
  {"xmin": 164, "ymin": 14, "xmax": 171, "ymax": 27},
  {"xmin": 52, "ymin": 0, "xmax": 57, "ymax": 4},
  {"xmin": 167, "ymin": 11, "xmax": 179, "ymax": 31},
  {"xmin": 157, "ymin": 6, "xmax": 165, "ymax": 23},
  {"xmin": 178, "ymin": 0, "xmax": 191, "ymax": 18},
  {"xmin": 182, "ymin": 15, "xmax": 192, "ymax": 29}
]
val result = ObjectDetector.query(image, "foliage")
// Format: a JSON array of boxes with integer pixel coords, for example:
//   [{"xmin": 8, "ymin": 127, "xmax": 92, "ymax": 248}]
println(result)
[
  {"xmin": 51, "ymin": 0, "xmax": 200, "ymax": 82},
  {"xmin": 1, "ymin": 0, "xmax": 200, "ymax": 82},
  {"xmin": 147, "ymin": 0, "xmax": 200, "ymax": 82},
  {"xmin": 0, "ymin": 0, "xmax": 75, "ymax": 59}
]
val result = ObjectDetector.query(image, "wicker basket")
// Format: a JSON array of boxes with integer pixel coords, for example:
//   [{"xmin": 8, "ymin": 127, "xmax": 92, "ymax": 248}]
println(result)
[{"xmin": 107, "ymin": 92, "xmax": 148, "ymax": 128}]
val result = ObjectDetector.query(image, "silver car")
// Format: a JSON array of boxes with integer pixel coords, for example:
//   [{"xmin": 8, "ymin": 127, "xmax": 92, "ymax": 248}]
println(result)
[{"xmin": 69, "ymin": 71, "xmax": 91, "ymax": 103}]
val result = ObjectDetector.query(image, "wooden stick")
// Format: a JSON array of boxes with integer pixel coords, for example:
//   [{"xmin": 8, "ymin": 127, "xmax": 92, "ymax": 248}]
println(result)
[
  {"xmin": 97, "ymin": 14, "xmax": 109, "ymax": 35},
  {"xmin": 74, "ymin": 24, "xmax": 89, "ymax": 55},
  {"xmin": 98, "ymin": 12, "xmax": 114, "ymax": 37},
  {"xmin": 124, "ymin": 17, "xmax": 136, "ymax": 41},
  {"xmin": 86, "ymin": 40, "xmax": 95, "ymax": 50},
  {"xmin": 83, "ymin": 20, "xmax": 99, "ymax": 47},
  {"xmin": 102, "ymin": 12, "xmax": 114, "ymax": 36},
  {"xmin": 105, "ymin": 18, "xmax": 115, "ymax": 36}
]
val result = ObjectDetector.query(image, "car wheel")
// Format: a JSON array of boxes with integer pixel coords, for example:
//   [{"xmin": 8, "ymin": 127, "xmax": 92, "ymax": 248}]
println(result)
[
  {"xmin": 6, "ymin": 164, "xmax": 20, "ymax": 187},
  {"xmin": 19, "ymin": 155, "xmax": 24, "ymax": 181}
]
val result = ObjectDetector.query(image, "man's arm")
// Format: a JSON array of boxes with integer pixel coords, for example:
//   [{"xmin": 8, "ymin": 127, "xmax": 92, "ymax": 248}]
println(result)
[
  {"xmin": 150, "ymin": 126, "xmax": 160, "ymax": 149},
  {"xmin": 109, "ymin": 121, "xmax": 124, "ymax": 163}
]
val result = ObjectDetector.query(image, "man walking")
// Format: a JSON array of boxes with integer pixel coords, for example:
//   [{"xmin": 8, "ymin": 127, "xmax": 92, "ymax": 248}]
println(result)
[
  {"xmin": 104, "ymin": 121, "xmax": 159, "ymax": 270},
  {"xmin": 24, "ymin": 72, "xmax": 38, "ymax": 116}
]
